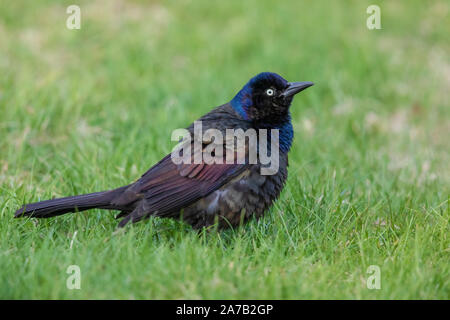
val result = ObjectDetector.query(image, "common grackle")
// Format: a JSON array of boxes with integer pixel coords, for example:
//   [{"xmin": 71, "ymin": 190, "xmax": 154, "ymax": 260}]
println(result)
[{"xmin": 15, "ymin": 72, "xmax": 313, "ymax": 229}]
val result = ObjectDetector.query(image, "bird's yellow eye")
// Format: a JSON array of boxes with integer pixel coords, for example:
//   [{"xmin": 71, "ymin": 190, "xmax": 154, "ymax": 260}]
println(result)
[{"xmin": 266, "ymin": 88, "xmax": 274, "ymax": 96}]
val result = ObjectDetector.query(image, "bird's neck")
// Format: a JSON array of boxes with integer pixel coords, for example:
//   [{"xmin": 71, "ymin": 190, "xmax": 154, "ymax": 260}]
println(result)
[
  {"xmin": 230, "ymin": 87, "xmax": 252, "ymax": 120},
  {"xmin": 256, "ymin": 114, "xmax": 294, "ymax": 153},
  {"xmin": 277, "ymin": 120, "xmax": 294, "ymax": 153}
]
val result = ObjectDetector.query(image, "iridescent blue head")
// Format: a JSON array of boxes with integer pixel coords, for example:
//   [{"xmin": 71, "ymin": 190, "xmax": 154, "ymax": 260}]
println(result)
[
  {"xmin": 230, "ymin": 72, "xmax": 313, "ymax": 152},
  {"xmin": 231, "ymin": 72, "xmax": 313, "ymax": 124}
]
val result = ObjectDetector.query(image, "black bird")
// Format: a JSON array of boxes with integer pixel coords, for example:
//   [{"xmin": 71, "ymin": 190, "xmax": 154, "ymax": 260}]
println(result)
[{"xmin": 15, "ymin": 72, "xmax": 313, "ymax": 229}]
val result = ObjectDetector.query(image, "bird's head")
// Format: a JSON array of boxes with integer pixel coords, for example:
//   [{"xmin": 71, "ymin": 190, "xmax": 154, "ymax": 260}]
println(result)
[{"xmin": 231, "ymin": 72, "xmax": 313, "ymax": 124}]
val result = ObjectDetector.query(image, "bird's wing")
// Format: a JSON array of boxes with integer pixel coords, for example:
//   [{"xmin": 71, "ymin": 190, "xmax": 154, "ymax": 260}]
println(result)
[{"xmin": 114, "ymin": 135, "xmax": 250, "ymax": 226}]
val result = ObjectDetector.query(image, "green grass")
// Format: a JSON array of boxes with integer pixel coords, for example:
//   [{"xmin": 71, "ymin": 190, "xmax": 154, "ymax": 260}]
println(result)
[{"xmin": 0, "ymin": 0, "xmax": 449, "ymax": 299}]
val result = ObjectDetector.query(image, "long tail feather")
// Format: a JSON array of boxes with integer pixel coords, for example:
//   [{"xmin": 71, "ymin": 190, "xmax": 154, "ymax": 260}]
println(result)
[{"xmin": 15, "ymin": 186, "xmax": 128, "ymax": 218}]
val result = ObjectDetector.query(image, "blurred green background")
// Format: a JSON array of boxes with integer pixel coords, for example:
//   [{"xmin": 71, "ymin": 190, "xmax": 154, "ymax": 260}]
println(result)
[{"xmin": 0, "ymin": 0, "xmax": 448, "ymax": 299}]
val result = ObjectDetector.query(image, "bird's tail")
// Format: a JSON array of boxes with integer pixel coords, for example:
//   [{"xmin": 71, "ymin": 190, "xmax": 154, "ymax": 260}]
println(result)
[{"xmin": 14, "ymin": 186, "xmax": 128, "ymax": 219}]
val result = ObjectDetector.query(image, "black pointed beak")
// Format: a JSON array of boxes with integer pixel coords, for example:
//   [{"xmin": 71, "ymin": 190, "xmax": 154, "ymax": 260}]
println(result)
[{"xmin": 281, "ymin": 81, "xmax": 314, "ymax": 98}]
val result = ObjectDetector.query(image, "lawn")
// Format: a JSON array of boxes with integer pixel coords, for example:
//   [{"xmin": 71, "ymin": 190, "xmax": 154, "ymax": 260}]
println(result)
[{"xmin": 0, "ymin": 0, "xmax": 448, "ymax": 299}]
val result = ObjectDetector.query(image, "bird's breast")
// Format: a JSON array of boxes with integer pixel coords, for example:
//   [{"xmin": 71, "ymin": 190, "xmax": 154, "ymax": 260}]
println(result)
[{"xmin": 183, "ymin": 153, "xmax": 288, "ymax": 229}]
